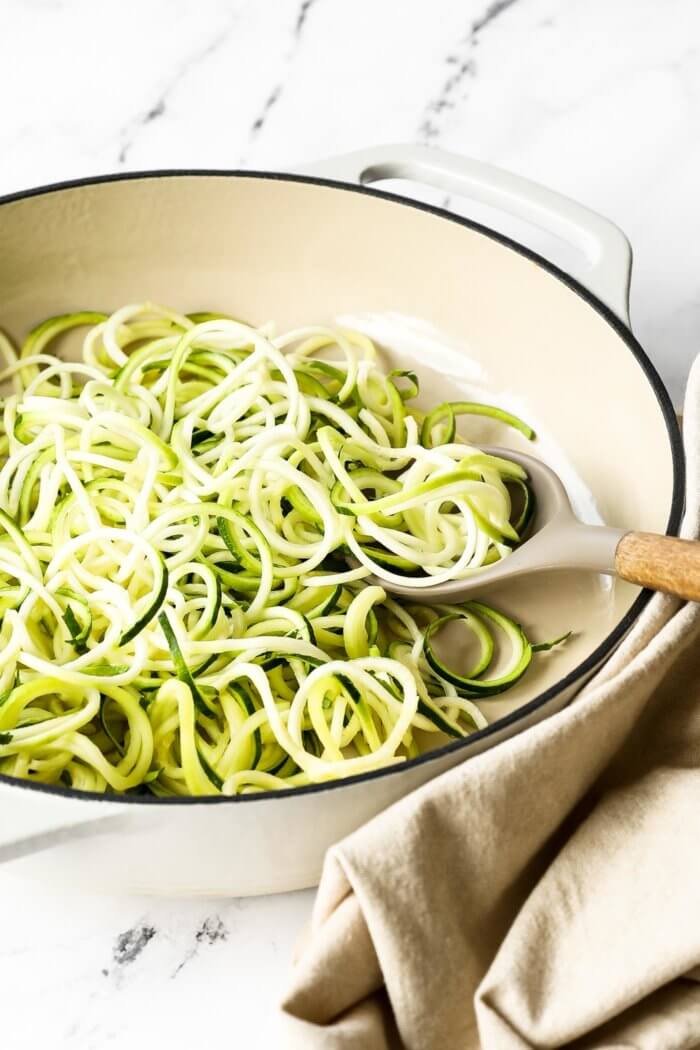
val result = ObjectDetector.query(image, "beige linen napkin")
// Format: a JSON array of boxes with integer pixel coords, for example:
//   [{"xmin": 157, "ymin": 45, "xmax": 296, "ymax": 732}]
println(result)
[{"xmin": 281, "ymin": 354, "xmax": 700, "ymax": 1050}]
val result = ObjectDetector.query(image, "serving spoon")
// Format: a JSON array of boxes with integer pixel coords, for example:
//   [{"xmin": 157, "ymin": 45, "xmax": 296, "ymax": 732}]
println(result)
[{"xmin": 368, "ymin": 447, "xmax": 700, "ymax": 604}]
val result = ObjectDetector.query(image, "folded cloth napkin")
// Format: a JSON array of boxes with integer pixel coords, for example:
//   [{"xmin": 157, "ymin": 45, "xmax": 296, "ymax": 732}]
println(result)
[{"xmin": 280, "ymin": 354, "xmax": 700, "ymax": 1050}]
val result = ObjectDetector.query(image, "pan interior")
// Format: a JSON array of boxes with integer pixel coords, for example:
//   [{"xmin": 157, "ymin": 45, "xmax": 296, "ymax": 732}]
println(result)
[{"xmin": 0, "ymin": 172, "xmax": 678, "ymax": 735}]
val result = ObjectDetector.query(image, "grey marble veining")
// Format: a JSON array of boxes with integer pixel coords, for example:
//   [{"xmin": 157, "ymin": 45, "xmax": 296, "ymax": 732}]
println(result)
[{"xmin": 0, "ymin": 871, "xmax": 313, "ymax": 1047}]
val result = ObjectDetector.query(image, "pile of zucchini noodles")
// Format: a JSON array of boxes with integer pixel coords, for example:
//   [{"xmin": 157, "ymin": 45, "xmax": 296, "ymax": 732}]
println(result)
[{"xmin": 0, "ymin": 304, "xmax": 566, "ymax": 796}]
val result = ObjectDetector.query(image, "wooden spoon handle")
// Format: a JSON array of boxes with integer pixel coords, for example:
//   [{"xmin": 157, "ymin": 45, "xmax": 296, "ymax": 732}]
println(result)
[{"xmin": 616, "ymin": 532, "xmax": 700, "ymax": 601}]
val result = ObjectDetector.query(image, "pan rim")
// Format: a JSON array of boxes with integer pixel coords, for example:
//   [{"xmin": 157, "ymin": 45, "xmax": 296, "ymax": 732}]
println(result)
[{"xmin": 0, "ymin": 167, "xmax": 685, "ymax": 806}]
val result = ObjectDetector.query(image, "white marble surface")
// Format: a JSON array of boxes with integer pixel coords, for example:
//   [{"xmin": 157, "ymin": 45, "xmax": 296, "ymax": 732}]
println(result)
[
  {"xmin": 0, "ymin": 0, "xmax": 699, "ymax": 1045},
  {"xmin": 0, "ymin": 872, "xmax": 313, "ymax": 1049}
]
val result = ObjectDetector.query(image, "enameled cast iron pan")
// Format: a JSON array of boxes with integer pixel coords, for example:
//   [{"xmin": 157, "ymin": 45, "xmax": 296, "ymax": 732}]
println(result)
[{"xmin": 0, "ymin": 146, "xmax": 683, "ymax": 894}]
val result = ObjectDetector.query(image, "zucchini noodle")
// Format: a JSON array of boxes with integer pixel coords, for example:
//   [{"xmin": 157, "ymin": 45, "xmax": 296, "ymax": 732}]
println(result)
[{"xmin": 0, "ymin": 304, "xmax": 567, "ymax": 796}]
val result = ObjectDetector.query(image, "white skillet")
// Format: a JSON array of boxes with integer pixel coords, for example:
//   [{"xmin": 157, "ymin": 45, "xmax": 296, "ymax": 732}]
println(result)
[{"xmin": 0, "ymin": 146, "xmax": 684, "ymax": 895}]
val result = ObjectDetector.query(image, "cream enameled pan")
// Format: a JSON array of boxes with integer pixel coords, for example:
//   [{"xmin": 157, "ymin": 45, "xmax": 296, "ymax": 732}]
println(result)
[{"xmin": 0, "ymin": 145, "xmax": 683, "ymax": 895}]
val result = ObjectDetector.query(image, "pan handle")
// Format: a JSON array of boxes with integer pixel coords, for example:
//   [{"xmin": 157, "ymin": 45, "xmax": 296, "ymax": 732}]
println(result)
[{"xmin": 298, "ymin": 144, "xmax": 632, "ymax": 327}]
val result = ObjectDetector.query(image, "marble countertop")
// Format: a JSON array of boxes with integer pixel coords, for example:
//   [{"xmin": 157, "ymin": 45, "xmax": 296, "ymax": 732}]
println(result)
[{"xmin": 1, "ymin": 0, "xmax": 698, "ymax": 1045}]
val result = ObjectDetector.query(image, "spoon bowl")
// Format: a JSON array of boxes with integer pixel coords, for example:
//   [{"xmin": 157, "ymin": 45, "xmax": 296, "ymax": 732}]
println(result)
[{"xmin": 368, "ymin": 447, "xmax": 699, "ymax": 604}]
